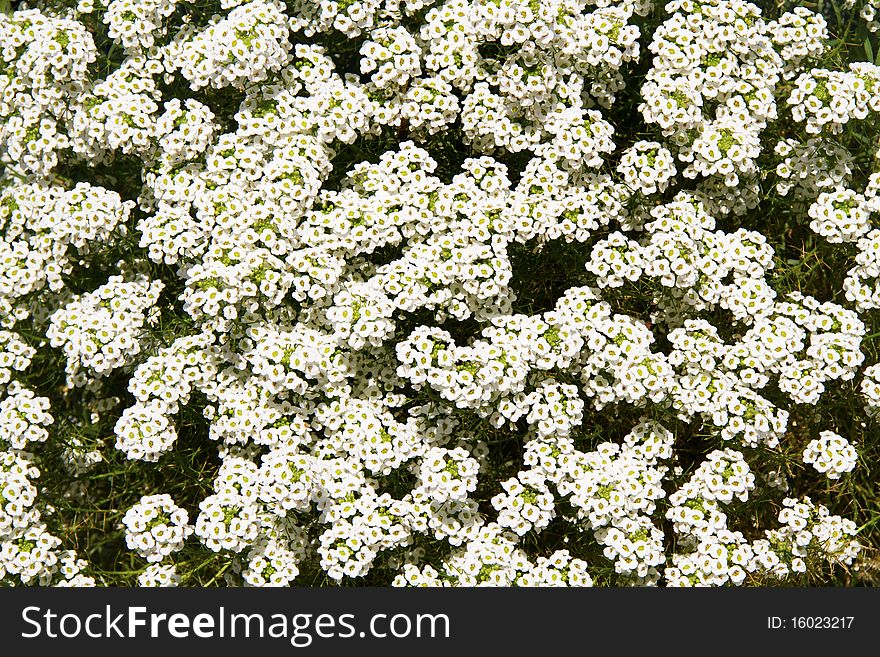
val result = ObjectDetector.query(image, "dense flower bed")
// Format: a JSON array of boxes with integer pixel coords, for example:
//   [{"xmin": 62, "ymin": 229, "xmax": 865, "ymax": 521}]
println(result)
[{"xmin": 0, "ymin": 0, "xmax": 878, "ymax": 587}]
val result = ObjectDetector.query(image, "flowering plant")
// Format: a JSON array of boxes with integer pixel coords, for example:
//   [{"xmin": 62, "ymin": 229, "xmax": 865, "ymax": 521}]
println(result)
[{"xmin": 0, "ymin": 0, "xmax": 877, "ymax": 587}]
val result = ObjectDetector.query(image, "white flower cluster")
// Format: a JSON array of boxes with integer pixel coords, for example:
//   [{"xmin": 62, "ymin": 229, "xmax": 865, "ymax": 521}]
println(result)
[
  {"xmin": 0, "ymin": 9, "xmax": 96, "ymax": 176},
  {"xmin": 137, "ymin": 563, "xmax": 181, "ymax": 587},
  {"xmin": 239, "ymin": 532, "xmax": 305, "ymax": 586},
  {"xmin": 639, "ymin": 0, "xmax": 816, "ymax": 187},
  {"xmin": 663, "ymin": 453, "xmax": 856, "ymax": 586},
  {"xmin": 770, "ymin": 6, "xmax": 828, "ymax": 76},
  {"xmin": 71, "ymin": 57, "xmax": 164, "ymax": 160},
  {"xmin": 535, "ymin": 419, "xmax": 673, "ymax": 584},
  {"xmin": 105, "ymin": 0, "xmax": 179, "ymax": 52},
  {"xmin": 395, "ymin": 540, "xmax": 596, "ymax": 587},
  {"xmin": 491, "ymin": 471, "xmax": 555, "ymax": 536},
  {"xmin": 845, "ymin": 229, "xmax": 880, "ymax": 310},
  {"xmin": 0, "ymin": 451, "xmax": 41, "ymax": 541},
  {"xmin": 802, "ymin": 431, "xmax": 858, "ymax": 480},
  {"xmin": 391, "ymin": 523, "xmax": 530, "ymax": 586},
  {"xmin": 122, "ymin": 494, "xmax": 193, "ymax": 563},
  {"xmin": 292, "ymin": 0, "xmax": 384, "ymax": 38},
  {"xmin": 61, "ymin": 437, "xmax": 105, "ymax": 476},
  {"xmin": 808, "ymin": 183, "xmax": 880, "ymax": 244},
  {"xmin": 167, "ymin": 1, "xmax": 293, "ymax": 91},
  {"xmin": 360, "ymin": 26, "xmax": 421, "ymax": 92},
  {"xmin": 0, "ymin": 448, "xmax": 96, "ymax": 585},
  {"xmin": 115, "ymin": 332, "xmax": 217, "ymax": 461},
  {"xmin": 114, "ymin": 403, "xmax": 179, "ymax": 462},
  {"xmin": 154, "ymin": 98, "xmax": 218, "ymax": 165},
  {"xmin": 0, "ymin": 382, "xmax": 53, "ymax": 451},
  {"xmin": 838, "ymin": 174, "xmax": 880, "ymax": 309},
  {"xmin": 770, "ymin": 294, "xmax": 865, "ymax": 405},
  {"xmin": 413, "ymin": 446, "xmax": 480, "ymax": 502},
  {"xmin": 617, "ymin": 141, "xmax": 677, "ymax": 195},
  {"xmin": 774, "ymin": 137, "xmax": 853, "ymax": 204},
  {"xmin": 756, "ymin": 497, "xmax": 861, "ymax": 577},
  {"xmin": 195, "ymin": 491, "xmax": 262, "ymax": 554},
  {"xmin": 515, "ymin": 549, "xmax": 593, "ymax": 587},
  {"xmin": 0, "ymin": 182, "xmax": 133, "ymax": 313},
  {"xmin": 1, "ymin": 524, "xmax": 63, "ymax": 584},
  {"xmin": 860, "ymin": 362, "xmax": 880, "ymax": 417},
  {"xmin": 47, "ymin": 275, "xmax": 164, "ymax": 385},
  {"xmin": 787, "ymin": 63, "xmax": 880, "ymax": 135},
  {"xmin": 0, "ymin": 0, "xmax": 874, "ymax": 588},
  {"xmin": 667, "ymin": 449, "xmax": 755, "ymax": 538},
  {"xmin": 0, "ymin": 330, "xmax": 33, "ymax": 389}
]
